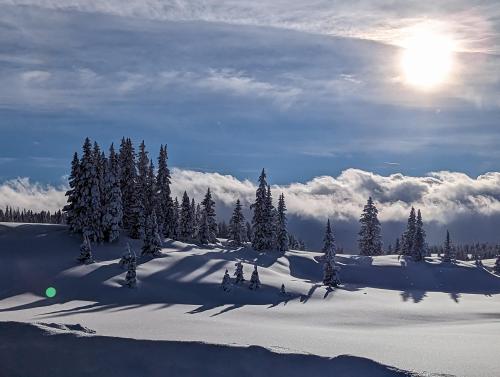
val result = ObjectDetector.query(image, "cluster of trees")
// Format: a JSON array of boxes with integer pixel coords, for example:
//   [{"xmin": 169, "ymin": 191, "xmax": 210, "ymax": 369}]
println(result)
[
  {"xmin": 63, "ymin": 138, "xmax": 306, "ymax": 260},
  {"xmin": 0, "ymin": 206, "xmax": 65, "ymax": 224},
  {"xmin": 428, "ymin": 241, "xmax": 500, "ymax": 261},
  {"xmin": 220, "ymin": 262, "xmax": 261, "ymax": 291}
]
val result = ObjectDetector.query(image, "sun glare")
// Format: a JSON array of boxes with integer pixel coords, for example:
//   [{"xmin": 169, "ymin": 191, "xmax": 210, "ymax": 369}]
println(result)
[{"xmin": 401, "ymin": 30, "xmax": 455, "ymax": 90}]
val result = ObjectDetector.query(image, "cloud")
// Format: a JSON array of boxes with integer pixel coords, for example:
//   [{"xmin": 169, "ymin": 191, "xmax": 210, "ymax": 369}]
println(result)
[
  {"xmin": 4, "ymin": 168, "xmax": 500, "ymax": 247},
  {"xmin": 0, "ymin": 177, "xmax": 67, "ymax": 212}
]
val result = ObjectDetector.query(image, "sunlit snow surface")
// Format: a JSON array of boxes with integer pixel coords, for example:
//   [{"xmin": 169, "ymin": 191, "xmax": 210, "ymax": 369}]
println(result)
[{"xmin": 1, "ymin": 223, "xmax": 499, "ymax": 377}]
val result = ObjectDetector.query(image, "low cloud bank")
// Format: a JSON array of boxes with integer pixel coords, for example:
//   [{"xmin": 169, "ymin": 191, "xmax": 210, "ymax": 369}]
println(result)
[{"xmin": 2, "ymin": 168, "xmax": 500, "ymax": 248}]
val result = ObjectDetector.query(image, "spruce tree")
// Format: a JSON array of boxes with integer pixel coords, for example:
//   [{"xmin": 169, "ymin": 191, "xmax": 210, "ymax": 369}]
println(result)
[
  {"xmin": 322, "ymin": 219, "xmax": 336, "ymax": 258},
  {"xmin": 101, "ymin": 144, "xmax": 123, "ymax": 242},
  {"xmin": 322, "ymin": 219, "xmax": 340, "ymax": 287},
  {"xmin": 358, "ymin": 197, "xmax": 382, "ymax": 256},
  {"xmin": 234, "ymin": 261, "xmax": 244, "ymax": 283},
  {"xmin": 275, "ymin": 193, "xmax": 289, "ymax": 252},
  {"xmin": 251, "ymin": 169, "xmax": 271, "ymax": 251},
  {"xmin": 119, "ymin": 244, "xmax": 133, "ymax": 269},
  {"xmin": 64, "ymin": 152, "xmax": 81, "ymax": 233},
  {"xmin": 266, "ymin": 185, "xmax": 277, "ymax": 249},
  {"xmin": 402, "ymin": 207, "xmax": 417, "ymax": 256},
  {"xmin": 179, "ymin": 191, "xmax": 194, "ymax": 241},
  {"xmin": 172, "ymin": 197, "xmax": 180, "ymax": 240},
  {"xmin": 77, "ymin": 235, "xmax": 94, "ymax": 264},
  {"xmin": 119, "ymin": 138, "xmax": 140, "ymax": 238},
  {"xmin": 134, "ymin": 140, "xmax": 150, "ymax": 239},
  {"xmin": 249, "ymin": 264, "xmax": 261, "ymax": 290},
  {"xmin": 412, "ymin": 209, "xmax": 426, "ymax": 261},
  {"xmin": 229, "ymin": 199, "xmax": 246, "ymax": 246},
  {"xmin": 125, "ymin": 246, "xmax": 137, "ymax": 288},
  {"xmin": 221, "ymin": 269, "xmax": 231, "ymax": 291},
  {"xmin": 156, "ymin": 145, "xmax": 174, "ymax": 238},
  {"xmin": 190, "ymin": 198, "xmax": 197, "ymax": 239},
  {"xmin": 200, "ymin": 188, "xmax": 217, "ymax": 243},
  {"xmin": 78, "ymin": 138, "xmax": 102, "ymax": 242},
  {"xmin": 443, "ymin": 230, "xmax": 452, "ymax": 263},
  {"xmin": 141, "ymin": 209, "xmax": 162, "ymax": 257}
]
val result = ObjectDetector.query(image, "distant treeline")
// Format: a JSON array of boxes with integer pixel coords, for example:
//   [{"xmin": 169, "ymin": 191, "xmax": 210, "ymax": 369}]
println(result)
[{"xmin": 0, "ymin": 206, "xmax": 65, "ymax": 224}]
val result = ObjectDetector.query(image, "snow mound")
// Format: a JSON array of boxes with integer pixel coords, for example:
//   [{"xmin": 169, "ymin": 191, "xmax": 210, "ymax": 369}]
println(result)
[{"xmin": 0, "ymin": 321, "xmax": 420, "ymax": 377}]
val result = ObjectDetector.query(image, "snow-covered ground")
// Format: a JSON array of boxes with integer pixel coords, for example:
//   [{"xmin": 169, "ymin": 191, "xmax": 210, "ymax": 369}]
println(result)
[{"xmin": 1, "ymin": 223, "xmax": 499, "ymax": 377}]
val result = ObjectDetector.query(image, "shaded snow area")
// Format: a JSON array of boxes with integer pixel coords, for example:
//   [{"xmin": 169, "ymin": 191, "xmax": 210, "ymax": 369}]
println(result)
[{"xmin": 1, "ymin": 223, "xmax": 500, "ymax": 377}]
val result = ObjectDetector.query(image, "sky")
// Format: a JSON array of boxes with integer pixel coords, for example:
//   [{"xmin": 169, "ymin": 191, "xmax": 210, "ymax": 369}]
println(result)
[{"xmin": 1, "ymin": 1, "xmax": 500, "ymax": 249}]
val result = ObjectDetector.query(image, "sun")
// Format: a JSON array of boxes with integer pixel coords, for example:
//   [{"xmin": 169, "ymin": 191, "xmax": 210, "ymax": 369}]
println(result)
[{"xmin": 401, "ymin": 30, "xmax": 454, "ymax": 89}]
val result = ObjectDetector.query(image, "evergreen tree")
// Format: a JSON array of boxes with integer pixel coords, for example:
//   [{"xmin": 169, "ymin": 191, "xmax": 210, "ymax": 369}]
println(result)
[
  {"xmin": 179, "ymin": 191, "xmax": 194, "ymax": 241},
  {"xmin": 156, "ymin": 145, "xmax": 174, "ymax": 238},
  {"xmin": 125, "ymin": 246, "xmax": 137, "ymax": 288},
  {"xmin": 251, "ymin": 169, "xmax": 272, "ymax": 251},
  {"xmin": 119, "ymin": 244, "xmax": 133, "ymax": 269},
  {"xmin": 234, "ymin": 261, "xmax": 245, "ymax": 283},
  {"xmin": 193, "ymin": 203, "xmax": 201, "ymax": 240},
  {"xmin": 266, "ymin": 185, "xmax": 277, "ymax": 249},
  {"xmin": 249, "ymin": 264, "xmax": 261, "ymax": 290},
  {"xmin": 119, "ymin": 138, "xmax": 140, "ymax": 238},
  {"xmin": 245, "ymin": 221, "xmax": 252, "ymax": 242},
  {"xmin": 134, "ymin": 140, "xmax": 150, "ymax": 239},
  {"xmin": 64, "ymin": 152, "xmax": 81, "ymax": 233},
  {"xmin": 443, "ymin": 230, "xmax": 453, "ymax": 263},
  {"xmin": 280, "ymin": 283, "xmax": 287, "ymax": 296},
  {"xmin": 412, "ymin": 209, "xmax": 426, "ymax": 261},
  {"xmin": 275, "ymin": 193, "xmax": 289, "ymax": 252},
  {"xmin": 190, "ymin": 198, "xmax": 197, "ymax": 239},
  {"xmin": 101, "ymin": 144, "xmax": 123, "ymax": 242},
  {"xmin": 199, "ymin": 188, "xmax": 217, "ymax": 244},
  {"xmin": 229, "ymin": 199, "xmax": 246, "ymax": 246},
  {"xmin": 78, "ymin": 138, "xmax": 102, "ymax": 242},
  {"xmin": 141, "ymin": 209, "xmax": 162, "ymax": 257},
  {"xmin": 77, "ymin": 235, "xmax": 94, "ymax": 264},
  {"xmin": 402, "ymin": 207, "xmax": 417, "ymax": 256},
  {"xmin": 358, "ymin": 197, "xmax": 383, "ymax": 256},
  {"xmin": 322, "ymin": 219, "xmax": 336, "ymax": 258},
  {"xmin": 221, "ymin": 269, "xmax": 231, "ymax": 291},
  {"xmin": 172, "ymin": 197, "xmax": 180, "ymax": 240},
  {"xmin": 322, "ymin": 219, "xmax": 340, "ymax": 287}
]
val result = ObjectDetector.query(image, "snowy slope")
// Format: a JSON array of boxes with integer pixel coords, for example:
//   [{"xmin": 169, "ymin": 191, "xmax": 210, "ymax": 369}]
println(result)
[{"xmin": 1, "ymin": 222, "xmax": 500, "ymax": 377}]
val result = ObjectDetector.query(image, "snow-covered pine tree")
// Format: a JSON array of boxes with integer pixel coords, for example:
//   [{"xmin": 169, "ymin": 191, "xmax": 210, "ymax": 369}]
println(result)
[
  {"xmin": 101, "ymin": 144, "xmax": 123, "ymax": 242},
  {"xmin": 141, "ymin": 209, "xmax": 162, "ymax": 257},
  {"xmin": 266, "ymin": 185, "xmax": 277, "ymax": 249},
  {"xmin": 412, "ymin": 209, "xmax": 426, "ymax": 261},
  {"xmin": 94, "ymin": 145, "xmax": 106, "ymax": 242},
  {"xmin": 221, "ymin": 269, "xmax": 231, "ymax": 291},
  {"xmin": 200, "ymin": 188, "xmax": 218, "ymax": 243},
  {"xmin": 275, "ymin": 193, "xmax": 289, "ymax": 252},
  {"xmin": 119, "ymin": 243, "xmax": 133, "ymax": 269},
  {"xmin": 64, "ymin": 152, "xmax": 81, "ymax": 233},
  {"xmin": 443, "ymin": 230, "xmax": 452, "ymax": 263},
  {"xmin": 156, "ymin": 145, "xmax": 174, "ymax": 238},
  {"xmin": 119, "ymin": 138, "xmax": 140, "ymax": 238},
  {"xmin": 125, "ymin": 247, "xmax": 137, "ymax": 288},
  {"xmin": 229, "ymin": 199, "xmax": 246, "ymax": 246},
  {"xmin": 134, "ymin": 140, "xmax": 150, "ymax": 239},
  {"xmin": 358, "ymin": 197, "xmax": 383, "ymax": 256},
  {"xmin": 193, "ymin": 203, "xmax": 201, "ymax": 240},
  {"xmin": 234, "ymin": 261, "xmax": 244, "ymax": 283},
  {"xmin": 77, "ymin": 138, "xmax": 103, "ymax": 242},
  {"xmin": 190, "ymin": 198, "xmax": 197, "ymax": 239},
  {"xmin": 179, "ymin": 191, "xmax": 194, "ymax": 241},
  {"xmin": 245, "ymin": 221, "xmax": 252, "ymax": 242},
  {"xmin": 172, "ymin": 197, "xmax": 180, "ymax": 240},
  {"xmin": 402, "ymin": 207, "xmax": 417, "ymax": 256},
  {"xmin": 198, "ymin": 207, "xmax": 210, "ymax": 245},
  {"xmin": 322, "ymin": 219, "xmax": 340, "ymax": 287},
  {"xmin": 322, "ymin": 219, "xmax": 336, "ymax": 258},
  {"xmin": 251, "ymin": 169, "xmax": 271, "ymax": 251},
  {"xmin": 280, "ymin": 283, "xmax": 287, "ymax": 296},
  {"xmin": 249, "ymin": 264, "xmax": 261, "ymax": 290},
  {"xmin": 77, "ymin": 235, "xmax": 94, "ymax": 264}
]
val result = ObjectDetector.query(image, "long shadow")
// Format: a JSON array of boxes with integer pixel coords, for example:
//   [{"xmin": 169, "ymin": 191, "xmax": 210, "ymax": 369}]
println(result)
[{"xmin": 0, "ymin": 321, "xmax": 426, "ymax": 377}]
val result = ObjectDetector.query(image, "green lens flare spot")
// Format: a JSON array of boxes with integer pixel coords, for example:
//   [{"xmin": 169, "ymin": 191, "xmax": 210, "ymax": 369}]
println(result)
[{"xmin": 45, "ymin": 287, "xmax": 57, "ymax": 298}]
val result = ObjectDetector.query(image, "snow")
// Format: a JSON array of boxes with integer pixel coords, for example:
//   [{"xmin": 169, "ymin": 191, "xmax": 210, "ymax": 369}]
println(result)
[{"xmin": 1, "ymin": 222, "xmax": 500, "ymax": 377}]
